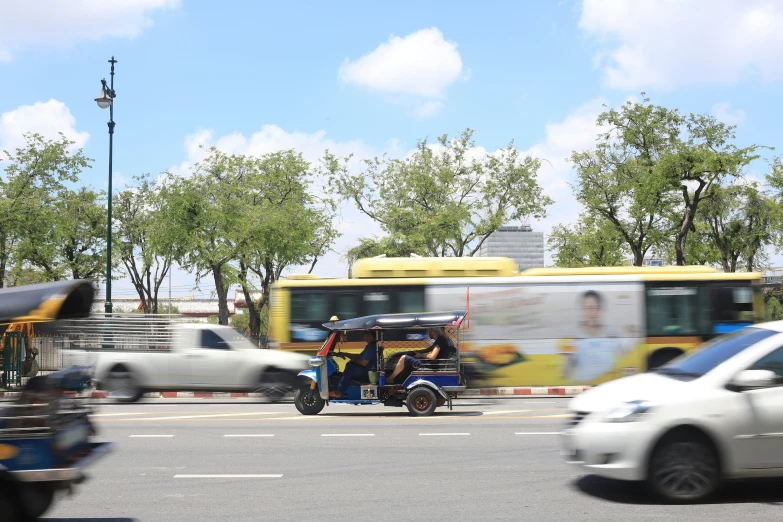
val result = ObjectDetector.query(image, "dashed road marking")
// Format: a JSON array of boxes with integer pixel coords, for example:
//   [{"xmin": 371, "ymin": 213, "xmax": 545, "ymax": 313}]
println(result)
[
  {"xmin": 174, "ymin": 474, "xmax": 282, "ymax": 479},
  {"xmin": 321, "ymin": 433, "xmax": 375, "ymax": 437},
  {"xmin": 224, "ymin": 434, "xmax": 275, "ymax": 438}
]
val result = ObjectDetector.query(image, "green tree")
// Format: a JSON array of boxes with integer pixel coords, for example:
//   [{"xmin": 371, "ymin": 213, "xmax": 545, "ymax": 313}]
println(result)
[
  {"xmin": 115, "ymin": 174, "xmax": 174, "ymax": 314},
  {"xmin": 330, "ymin": 129, "xmax": 552, "ymax": 257},
  {"xmin": 661, "ymin": 114, "xmax": 764, "ymax": 265},
  {"xmin": 0, "ymin": 133, "xmax": 91, "ymax": 287},
  {"xmin": 164, "ymin": 148, "xmax": 246, "ymax": 326},
  {"xmin": 234, "ymin": 150, "xmax": 340, "ymax": 338},
  {"xmin": 696, "ymin": 183, "xmax": 774, "ymax": 272},
  {"xmin": 765, "ymin": 296, "xmax": 783, "ymax": 322},
  {"xmin": 570, "ymin": 97, "xmax": 681, "ymax": 266},
  {"xmin": 547, "ymin": 215, "xmax": 627, "ymax": 267}
]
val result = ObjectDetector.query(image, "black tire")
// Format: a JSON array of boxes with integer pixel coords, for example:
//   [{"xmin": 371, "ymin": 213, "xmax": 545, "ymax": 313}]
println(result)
[
  {"xmin": 647, "ymin": 349, "xmax": 684, "ymax": 371},
  {"xmin": 0, "ymin": 483, "xmax": 23, "ymax": 522},
  {"xmin": 294, "ymin": 385, "xmax": 325, "ymax": 415},
  {"xmin": 256, "ymin": 369, "xmax": 295, "ymax": 402},
  {"xmin": 17, "ymin": 481, "xmax": 56, "ymax": 519},
  {"xmin": 647, "ymin": 433, "xmax": 720, "ymax": 503},
  {"xmin": 406, "ymin": 387, "xmax": 438, "ymax": 417},
  {"xmin": 104, "ymin": 366, "xmax": 143, "ymax": 403}
]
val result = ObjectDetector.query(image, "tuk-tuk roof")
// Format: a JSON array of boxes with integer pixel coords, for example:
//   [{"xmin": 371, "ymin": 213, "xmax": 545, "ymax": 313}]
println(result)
[
  {"xmin": 322, "ymin": 310, "xmax": 467, "ymax": 331},
  {"xmin": 0, "ymin": 280, "xmax": 95, "ymax": 325}
]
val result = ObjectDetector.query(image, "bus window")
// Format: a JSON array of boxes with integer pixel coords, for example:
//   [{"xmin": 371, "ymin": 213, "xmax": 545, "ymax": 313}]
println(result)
[
  {"xmin": 398, "ymin": 288, "xmax": 425, "ymax": 313},
  {"xmin": 364, "ymin": 291, "xmax": 391, "ymax": 315},
  {"xmin": 290, "ymin": 291, "xmax": 328, "ymax": 321},
  {"xmin": 334, "ymin": 293, "xmax": 359, "ymax": 320},
  {"xmin": 711, "ymin": 284, "xmax": 756, "ymax": 330},
  {"xmin": 646, "ymin": 286, "xmax": 701, "ymax": 336}
]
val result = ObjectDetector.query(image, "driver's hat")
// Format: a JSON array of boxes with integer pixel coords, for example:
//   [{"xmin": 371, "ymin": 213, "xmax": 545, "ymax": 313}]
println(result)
[{"xmin": 329, "ymin": 315, "xmax": 339, "ymax": 324}]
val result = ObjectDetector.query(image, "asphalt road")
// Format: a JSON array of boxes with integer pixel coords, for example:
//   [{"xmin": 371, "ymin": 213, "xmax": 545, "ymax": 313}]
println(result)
[{"xmin": 41, "ymin": 398, "xmax": 783, "ymax": 522}]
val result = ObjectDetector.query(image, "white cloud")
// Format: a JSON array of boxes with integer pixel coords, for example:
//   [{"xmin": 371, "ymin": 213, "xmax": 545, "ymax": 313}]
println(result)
[
  {"xmin": 711, "ymin": 102, "xmax": 746, "ymax": 126},
  {"xmin": 0, "ymin": 99, "xmax": 89, "ymax": 154},
  {"xmin": 0, "ymin": 0, "xmax": 180, "ymax": 61},
  {"xmin": 412, "ymin": 101, "xmax": 444, "ymax": 120},
  {"xmin": 580, "ymin": 0, "xmax": 783, "ymax": 90},
  {"xmin": 338, "ymin": 27, "xmax": 465, "ymax": 99}
]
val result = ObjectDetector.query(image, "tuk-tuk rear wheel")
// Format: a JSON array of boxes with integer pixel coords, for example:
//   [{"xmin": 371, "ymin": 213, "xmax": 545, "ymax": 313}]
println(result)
[
  {"xmin": 406, "ymin": 387, "xmax": 437, "ymax": 417},
  {"xmin": 294, "ymin": 385, "xmax": 325, "ymax": 415}
]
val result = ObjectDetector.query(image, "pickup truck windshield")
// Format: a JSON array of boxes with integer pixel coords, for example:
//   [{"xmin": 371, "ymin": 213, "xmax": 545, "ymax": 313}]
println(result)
[
  {"xmin": 656, "ymin": 327, "xmax": 777, "ymax": 380},
  {"xmin": 217, "ymin": 329, "xmax": 257, "ymax": 350}
]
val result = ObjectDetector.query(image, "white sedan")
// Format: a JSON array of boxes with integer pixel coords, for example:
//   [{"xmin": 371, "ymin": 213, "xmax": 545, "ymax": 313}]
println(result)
[{"xmin": 562, "ymin": 321, "xmax": 783, "ymax": 503}]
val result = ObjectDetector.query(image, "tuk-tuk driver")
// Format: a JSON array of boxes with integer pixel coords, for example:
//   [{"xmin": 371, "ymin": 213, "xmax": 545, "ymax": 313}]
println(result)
[{"xmin": 334, "ymin": 330, "xmax": 378, "ymax": 398}]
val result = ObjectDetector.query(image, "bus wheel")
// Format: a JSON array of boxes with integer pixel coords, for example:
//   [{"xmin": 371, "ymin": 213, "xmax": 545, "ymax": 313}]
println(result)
[
  {"xmin": 406, "ymin": 388, "xmax": 437, "ymax": 417},
  {"xmin": 294, "ymin": 385, "xmax": 325, "ymax": 415},
  {"xmin": 648, "ymin": 349, "xmax": 684, "ymax": 371}
]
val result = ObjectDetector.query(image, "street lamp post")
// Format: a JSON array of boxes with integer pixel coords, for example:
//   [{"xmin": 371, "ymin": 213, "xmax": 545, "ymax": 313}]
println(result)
[{"xmin": 95, "ymin": 57, "xmax": 117, "ymax": 315}]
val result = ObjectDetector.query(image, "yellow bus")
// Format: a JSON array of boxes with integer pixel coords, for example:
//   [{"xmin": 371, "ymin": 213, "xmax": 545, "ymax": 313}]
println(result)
[{"xmin": 268, "ymin": 257, "xmax": 764, "ymax": 387}]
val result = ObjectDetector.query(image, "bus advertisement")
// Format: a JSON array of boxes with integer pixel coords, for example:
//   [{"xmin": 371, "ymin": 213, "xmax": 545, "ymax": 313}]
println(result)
[{"xmin": 268, "ymin": 258, "xmax": 763, "ymax": 387}]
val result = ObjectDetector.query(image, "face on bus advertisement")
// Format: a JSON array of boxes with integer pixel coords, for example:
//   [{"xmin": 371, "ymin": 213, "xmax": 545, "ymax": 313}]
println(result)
[{"xmin": 428, "ymin": 284, "xmax": 645, "ymax": 385}]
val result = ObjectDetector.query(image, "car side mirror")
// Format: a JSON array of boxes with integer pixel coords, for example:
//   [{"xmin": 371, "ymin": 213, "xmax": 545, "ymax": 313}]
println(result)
[{"xmin": 727, "ymin": 369, "xmax": 778, "ymax": 391}]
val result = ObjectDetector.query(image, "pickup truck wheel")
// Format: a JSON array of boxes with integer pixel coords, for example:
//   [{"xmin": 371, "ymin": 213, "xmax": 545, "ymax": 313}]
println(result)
[
  {"xmin": 105, "ymin": 367, "xmax": 143, "ymax": 403},
  {"xmin": 256, "ymin": 370, "xmax": 294, "ymax": 402},
  {"xmin": 294, "ymin": 385, "xmax": 325, "ymax": 415}
]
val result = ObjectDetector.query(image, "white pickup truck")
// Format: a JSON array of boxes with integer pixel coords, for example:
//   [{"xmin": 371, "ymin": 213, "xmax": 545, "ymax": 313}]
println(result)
[{"xmin": 63, "ymin": 318, "xmax": 311, "ymax": 403}]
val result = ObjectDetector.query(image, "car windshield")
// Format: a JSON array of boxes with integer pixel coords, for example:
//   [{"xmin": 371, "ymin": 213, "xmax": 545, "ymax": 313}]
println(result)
[{"xmin": 656, "ymin": 327, "xmax": 777, "ymax": 380}]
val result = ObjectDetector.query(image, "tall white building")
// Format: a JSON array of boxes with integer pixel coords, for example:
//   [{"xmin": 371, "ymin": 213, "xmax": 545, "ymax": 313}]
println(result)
[{"xmin": 478, "ymin": 224, "xmax": 544, "ymax": 271}]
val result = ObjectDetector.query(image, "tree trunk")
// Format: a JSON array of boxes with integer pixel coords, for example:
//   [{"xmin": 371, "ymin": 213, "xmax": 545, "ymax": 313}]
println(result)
[
  {"xmin": 238, "ymin": 261, "xmax": 260, "ymax": 338},
  {"xmin": 212, "ymin": 264, "xmax": 230, "ymax": 325},
  {"xmin": 631, "ymin": 247, "xmax": 644, "ymax": 266}
]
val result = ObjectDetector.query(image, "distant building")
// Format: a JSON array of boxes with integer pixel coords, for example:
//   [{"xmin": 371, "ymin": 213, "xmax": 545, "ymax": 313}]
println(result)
[
  {"xmin": 478, "ymin": 224, "xmax": 544, "ymax": 271},
  {"xmin": 626, "ymin": 257, "xmax": 665, "ymax": 267}
]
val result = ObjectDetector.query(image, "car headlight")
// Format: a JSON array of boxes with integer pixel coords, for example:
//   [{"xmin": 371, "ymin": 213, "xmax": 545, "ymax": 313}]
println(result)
[{"xmin": 605, "ymin": 400, "xmax": 653, "ymax": 423}]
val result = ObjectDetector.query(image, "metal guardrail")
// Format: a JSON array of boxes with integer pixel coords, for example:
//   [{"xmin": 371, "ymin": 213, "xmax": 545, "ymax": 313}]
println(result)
[{"xmin": 54, "ymin": 313, "xmax": 189, "ymax": 351}]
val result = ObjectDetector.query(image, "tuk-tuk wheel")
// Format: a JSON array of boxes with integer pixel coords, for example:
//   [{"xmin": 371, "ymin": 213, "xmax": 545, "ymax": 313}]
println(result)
[
  {"xmin": 406, "ymin": 387, "xmax": 437, "ymax": 417},
  {"xmin": 0, "ymin": 484, "xmax": 23, "ymax": 522},
  {"xmin": 16, "ymin": 482, "xmax": 55, "ymax": 520},
  {"xmin": 294, "ymin": 385, "xmax": 325, "ymax": 415}
]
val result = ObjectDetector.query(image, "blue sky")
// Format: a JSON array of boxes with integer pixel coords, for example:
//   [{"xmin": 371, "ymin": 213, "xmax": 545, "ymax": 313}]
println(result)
[{"xmin": 2, "ymin": 0, "xmax": 783, "ymax": 300}]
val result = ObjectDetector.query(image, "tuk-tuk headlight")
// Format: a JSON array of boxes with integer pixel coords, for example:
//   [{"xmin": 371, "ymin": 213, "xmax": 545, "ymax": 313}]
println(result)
[{"xmin": 310, "ymin": 357, "xmax": 324, "ymax": 367}]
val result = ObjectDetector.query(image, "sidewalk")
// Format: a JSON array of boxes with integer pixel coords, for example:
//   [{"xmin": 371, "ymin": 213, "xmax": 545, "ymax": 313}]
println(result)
[{"xmin": 0, "ymin": 386, "xmax": 592, "ymax": 401}]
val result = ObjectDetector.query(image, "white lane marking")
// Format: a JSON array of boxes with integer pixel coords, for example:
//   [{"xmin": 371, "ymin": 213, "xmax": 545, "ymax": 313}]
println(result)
[
  {"xmin": 419, "ymin": 433, "xmax": 470, "ymax": 436},
  {"xmin": 321, "ymin": 433, "xmax": 375, "ymax": 437},
  {"xmin": 514, "ymin": 432, "xmax": 562, "ymax": 435},
  {"xmin": 481, "ymin": 410, "xmax": 532, "ymax": 415},
  {"xmin": 94, "ymin": 412, "xmax": 168, "ymax": 417},
  {"xmin": 174, "ymin": 474, "xmax": 282, "ymax": 479},
  {"xmin": 129, "ymin": 435, "xmax": 174, "ymax": 438},
  {"xmin": 224, "ymin": 434, "xmax": 275, "ymax": 438}
]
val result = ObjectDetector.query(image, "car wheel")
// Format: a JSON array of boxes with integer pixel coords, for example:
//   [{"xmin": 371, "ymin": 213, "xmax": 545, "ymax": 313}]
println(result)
[
  {"xmin": 294, "ymin": 385, "xmax": 325, "ymax": 415},
  {"xmin": 406, "ymin": 387, "xmax": 438, "ymax": 417},
  {"xmin": 256, "ymin": 370, "xmax": 294, "ymax": 402},
  {"xmin": 105, "ymin": 366, "xmax": 143, "ymax": 403},
  {"xmin": 648, "ymin": 434, "xmax": 720, "ymax": 503}
]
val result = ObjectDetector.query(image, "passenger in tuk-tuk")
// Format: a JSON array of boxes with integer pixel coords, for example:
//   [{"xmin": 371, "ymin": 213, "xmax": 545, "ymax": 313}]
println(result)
[
  {"xmin": 387, "ymin": 327, "xmax": 454, "ymax": 383},
  {"xmin": 334, "ymin": 330, "xmax": 377, "ymax": 398}
]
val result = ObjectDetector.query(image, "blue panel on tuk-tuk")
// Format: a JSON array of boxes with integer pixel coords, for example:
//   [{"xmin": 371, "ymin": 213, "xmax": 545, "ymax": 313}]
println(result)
[
  {"xmin": 0, "ymin": 438, "xmax": 55, "ymax": 471},
  {"xmin": 344, "ymin": 387, "xmax": 361, "ymax": 400}
]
